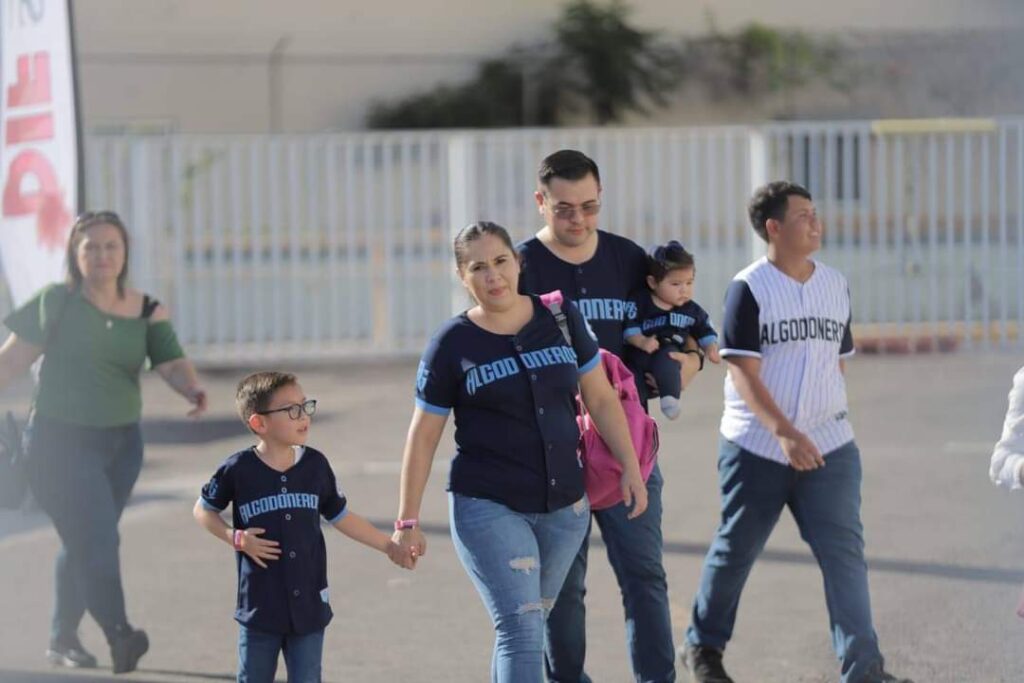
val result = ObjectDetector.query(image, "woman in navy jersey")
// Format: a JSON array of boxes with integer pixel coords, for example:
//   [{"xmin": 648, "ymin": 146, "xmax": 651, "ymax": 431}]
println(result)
[{"xmin": 392, "ymin": 221, "xmax": 647, "ymax": 683}]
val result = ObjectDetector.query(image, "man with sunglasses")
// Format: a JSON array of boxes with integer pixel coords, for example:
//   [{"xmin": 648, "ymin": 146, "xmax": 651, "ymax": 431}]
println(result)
[{"xmin": 518, "ymin": 150, "xmax": 699, "ymax": 683}]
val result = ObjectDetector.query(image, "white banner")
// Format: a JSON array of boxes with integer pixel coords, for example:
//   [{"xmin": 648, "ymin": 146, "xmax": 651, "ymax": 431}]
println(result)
[{"xmin": 0, "ymin": 0, "xmax": 78, "ymax": 307}]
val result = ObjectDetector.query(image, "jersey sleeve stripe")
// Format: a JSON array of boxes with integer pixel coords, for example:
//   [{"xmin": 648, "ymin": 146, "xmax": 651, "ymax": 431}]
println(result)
[
  {"xmin": 578, "ymin": 352, "xmax": 601, "ymax": 375},
  {"xmin": 720, "ymin": 348, "xmax": 762, "ymax": 358},
  {"xmin": 415, "ymin": 398, "xmax": 451, "ymax": 416},
  {"xmin": 198, "ymin": 497, "xmax": 225, "ymax": 512},
  {"xmin": 326, "ymin": 507, "xmax": 349, "ymax": 525}
]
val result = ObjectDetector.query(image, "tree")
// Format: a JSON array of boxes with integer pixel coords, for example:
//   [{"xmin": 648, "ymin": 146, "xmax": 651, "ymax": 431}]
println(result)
[
  {"xmin": 366, "ymin": 0, "xmax": 681, "ymax": 129},
  {"xmin": 685, "ymin": 21, "xmax": 847, "ymax": 103},
  {"xmin": 553, "ymin": 0, "xmax": 683, "ymax": 124},
  {"xmin": 366, "ymin": 59, "xmax": 540, "ymax": 129}
]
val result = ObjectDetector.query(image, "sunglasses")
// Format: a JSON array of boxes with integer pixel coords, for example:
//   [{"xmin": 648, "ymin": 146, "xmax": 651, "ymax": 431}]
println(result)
[{"xmin": 546, "ymin": 199, "xmax": 601, "ymax": 220}]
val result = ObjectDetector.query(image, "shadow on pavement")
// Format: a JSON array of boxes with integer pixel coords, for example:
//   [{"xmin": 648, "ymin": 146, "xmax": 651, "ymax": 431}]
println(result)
[
  {"xmin": 0, "ymin": 671, "xmax": 139, "ymax": 683},
  {"xmin": 140, "ymin": 413, "xmax": 335, "ymax": 446},
  {"xmin": 140, "ymin": 418, "xmax": 247, "ymax": 445},
  {"xmin": 409, "ymin": 521, "xmax": 1024, "ymax": 585},
  {"xmin": 0, "ymin": 492, "xmax": 183, "ymax": 543},
  {"xmin": 0, "ymin": 669, "xmax": 235, "ymax": 682},
  {"xmin": 140, "ymin": 670, "xmax": 234, "ymax": 681}
]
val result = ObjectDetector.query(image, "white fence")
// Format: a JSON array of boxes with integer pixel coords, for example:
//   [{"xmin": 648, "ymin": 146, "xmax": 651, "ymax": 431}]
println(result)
[{"xmin": 80, "ymin": 119, "xmax": 1024, "ymax": 363}]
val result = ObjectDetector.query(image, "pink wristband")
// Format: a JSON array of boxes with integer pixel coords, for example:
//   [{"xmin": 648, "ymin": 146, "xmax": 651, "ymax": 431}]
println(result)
[
  {"xmin": 394, "ymin": 519, "xmax": 418, "ymax": 531},
  {"xmin": 233, "ymin": 529, "xmax": 244, "ymax": 550}
]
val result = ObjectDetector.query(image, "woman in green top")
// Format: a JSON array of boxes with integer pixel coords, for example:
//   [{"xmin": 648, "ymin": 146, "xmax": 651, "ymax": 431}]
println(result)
[{"xmin": 0, "ymin": 211, "xmax": 207, "ymax": 674}]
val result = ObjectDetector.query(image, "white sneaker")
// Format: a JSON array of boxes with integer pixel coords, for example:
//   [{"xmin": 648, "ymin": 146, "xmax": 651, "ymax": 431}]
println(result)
[{"xmin": 660, "ymin": 395, "xmax": 681, "ymax": 420}]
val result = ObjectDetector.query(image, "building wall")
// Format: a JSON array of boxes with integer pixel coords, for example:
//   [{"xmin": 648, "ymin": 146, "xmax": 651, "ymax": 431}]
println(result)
[{"xmin": 73, "ymin": 0, "xmax": 1024, "ymax": 133}]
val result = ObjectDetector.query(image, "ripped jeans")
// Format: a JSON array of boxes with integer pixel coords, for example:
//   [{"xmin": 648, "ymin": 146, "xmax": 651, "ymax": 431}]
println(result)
[{"xmin": 450, "ymin": 493, "xmax": 590, "ymax": 683}]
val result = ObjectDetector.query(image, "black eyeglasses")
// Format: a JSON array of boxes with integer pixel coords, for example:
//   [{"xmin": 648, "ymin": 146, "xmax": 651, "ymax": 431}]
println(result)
[{"xmin": 258, "ymin": 399, "xmax": 317, "ymax": 420}]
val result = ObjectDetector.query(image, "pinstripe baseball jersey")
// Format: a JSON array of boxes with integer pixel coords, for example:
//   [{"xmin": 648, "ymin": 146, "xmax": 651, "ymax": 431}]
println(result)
[{"xmin": 719, "ymin": 257, "xmax": 855, "ymax": 464}]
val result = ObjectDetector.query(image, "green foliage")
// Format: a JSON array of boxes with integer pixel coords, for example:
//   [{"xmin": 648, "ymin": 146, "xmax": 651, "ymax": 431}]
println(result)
[
  {"xmin": 365, "ymin": 5, "xmax": 847, "ymax": 129},
  {"xmin": 367, "ymin": 0, "xmax": 681, "ymax": 129},
  {"xmin": 366, "ymin": 59, "xmax": 541, "ymax": 129},
  {"xmin": 553, "ymin": 0, "xmax": 682, "ymax": 124},
  {"xmin": 686, "ymin": 21, "xmax": 845, "ymax": 100}
]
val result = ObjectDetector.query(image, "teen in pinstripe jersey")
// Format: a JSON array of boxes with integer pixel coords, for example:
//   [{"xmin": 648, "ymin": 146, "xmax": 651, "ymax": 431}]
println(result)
[{"xmin": 680, "ymin": 182, "xmax": 912, "ymax": 683}]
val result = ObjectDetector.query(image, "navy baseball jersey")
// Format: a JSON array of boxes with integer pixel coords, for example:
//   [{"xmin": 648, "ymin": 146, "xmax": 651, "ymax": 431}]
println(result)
[
  {"xmin": 623, "ymin": 293, "xmax": 718, "ymax": 349},
  {"xmin": 416, "ymin": 295, "xmax": 600, "ymax": 513},
  {"xmin": 719, "ymin": 257, "xmax": 855, "ymax": 464},
  {"xmin": 518, "ymin": 230, "xmax": 648, "ymax": 357},
  {"xmin": 199, "ymin": 446, "xmax": 348, "ymax": 635}
]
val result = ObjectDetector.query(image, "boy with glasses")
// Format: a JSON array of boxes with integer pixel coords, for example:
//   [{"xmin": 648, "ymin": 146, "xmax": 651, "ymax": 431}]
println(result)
[{"xmin": 193, "ymin": 371, "xmax": 412, "ymax": 683}]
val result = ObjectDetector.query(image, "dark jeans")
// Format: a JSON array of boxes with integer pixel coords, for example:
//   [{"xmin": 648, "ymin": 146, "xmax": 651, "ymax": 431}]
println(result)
[
  {"xmin": 23, "ymin": 413, "xmax": 144, "ymax": 645},
  {"xmin": 544, "ymin": 464, "xmax": 675, "ymax": 683},
  {"xmin": 626, "ymin": 340, "xmax": 683, "ymax": 401},
  {"xmin": 237, "ymin": 625, "xmax": 324, "ymax": 683},
  {"xmin": 686, "ymin": 438, "xmax": 883, "ymax": 683}
]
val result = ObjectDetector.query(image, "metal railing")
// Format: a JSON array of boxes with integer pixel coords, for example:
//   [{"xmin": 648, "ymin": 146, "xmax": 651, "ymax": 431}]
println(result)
[{"xmin": 78, "ymin": 119, "xmax": 1023, "ymax": 362}]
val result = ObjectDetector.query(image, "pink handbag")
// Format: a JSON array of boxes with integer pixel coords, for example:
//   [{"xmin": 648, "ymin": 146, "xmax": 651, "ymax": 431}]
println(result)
[{"xmin": 540, "ymin": 291, "xmax": 659, "ymax": 510}]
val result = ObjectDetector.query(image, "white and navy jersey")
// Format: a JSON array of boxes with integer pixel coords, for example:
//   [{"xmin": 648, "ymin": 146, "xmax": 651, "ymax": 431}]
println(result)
[
  {"xmin": 719, "ymin": 257, "xmax": 855, "ymax": 464},
  {"xmin": 623, "ymin": 292, "xmax": 718, "ymax": 348},
  {"xmin": 199, "ymin": 446, "xmax": 348, "ymax": 635},
  {"xmin": 518, "ymin": 230, "xmax": 648, "ymax": 357},
  {"xmin": 416, "ymin": 296, "xmax": 600, "ymax": 513}
]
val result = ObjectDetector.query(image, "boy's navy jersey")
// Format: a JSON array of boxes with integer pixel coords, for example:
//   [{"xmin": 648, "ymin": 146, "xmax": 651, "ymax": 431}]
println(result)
[
  {"xmin": 199, "ymin": 446, "xmax": 348, "ymax": 635},
  {"xmin": 623, "ymin": 293, "xmax": 718, "ymax": 348},
  {"xmin": 517, "ymin": 230, "xmax": 648, "ymax": 357},
  {"xmin": 719, "ymin": 257, "xmax": 856, "ymax": 465},
  {"xmin": 416, "ymin": 295, "xmax": 600, "ymax": 513}
]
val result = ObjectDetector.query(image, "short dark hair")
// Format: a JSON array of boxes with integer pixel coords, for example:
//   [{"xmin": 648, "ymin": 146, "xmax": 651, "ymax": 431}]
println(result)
[
  {"xmin": 748, "ymin": 181, "xmax": 812, "ymax": 242},
  {"xmin": 452, "ymin": 221, "xmax": 515, "ymax": 272},
  {"xmin": 538, "ymin": 149, "xmax": 600, "ymax": 187},
  {"xmin": 647, "ymin": 240, "xmax": 695, "ymax": 283},
  {"xmin": 66, "ymin": 210, "xmax": 130, "ymax": 296},
  {"xmin": 236, "ymin": 371, "xmax": 298, "ymax": 426}
]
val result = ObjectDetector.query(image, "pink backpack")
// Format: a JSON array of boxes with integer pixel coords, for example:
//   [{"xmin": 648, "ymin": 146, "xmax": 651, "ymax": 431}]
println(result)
[{"xmin": 540, "ymin": 291, "xmax": 659, "ymax": 510}]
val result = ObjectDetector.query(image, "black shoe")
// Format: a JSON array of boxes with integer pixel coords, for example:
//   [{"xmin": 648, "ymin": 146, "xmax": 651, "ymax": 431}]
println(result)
[
  {"xmin": 681, "ymin": 643, "xmax": 735, "ymax": 683},
  {"xmin": 858, "ymin": 663, "xmax": 914, "ymax": 683},
  {"xmin": 109, "ymin": 628, "xmax": 148, "ymax": 675},
  {"xmin": 46, "ymin": 638, "xmax": 98, "ymax": 668}
]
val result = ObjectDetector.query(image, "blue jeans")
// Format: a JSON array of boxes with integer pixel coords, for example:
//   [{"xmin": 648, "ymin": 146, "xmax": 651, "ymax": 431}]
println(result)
[
  {"xmin": 23, "ymin": 414, "xmax": 144, "ymax": 645},
  {"xmin": 686, "ymin": 439, "xmax": 883, "ymax": 683},
  {"xmin": 545, "ymin": 463, "xmax": 675, "ymax": 683},
  {"xmin": 450, "ymin": 493, "xmax": 591, "ymax": 683},
  {"xmin": 237, "ymin": 625, "xmax": 324, "ymax": 683}
]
